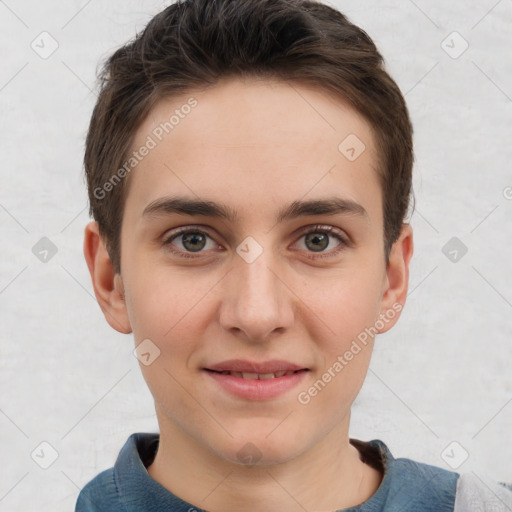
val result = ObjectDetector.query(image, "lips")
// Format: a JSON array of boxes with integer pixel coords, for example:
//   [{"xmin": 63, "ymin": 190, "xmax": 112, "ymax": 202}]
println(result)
[
  {"xmin": 205, "ymin": 369, "xmax": 302, "ymax": 380},
  {"xmin": 204, "ymin": 359, "xmax": 308, "ymax": 376},
  {"xmin": 203, "ymin": 359, "xmax": 309, "ymax": 398},
  {"xmin": 203, "ymin": 360, "xmax": 310, "ymax": 400}
]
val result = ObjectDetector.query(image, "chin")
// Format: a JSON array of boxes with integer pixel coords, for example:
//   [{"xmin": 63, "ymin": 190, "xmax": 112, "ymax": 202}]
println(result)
[{"xmin": 213, "ymin": 431, "xmax": 307, "ymax": 468}]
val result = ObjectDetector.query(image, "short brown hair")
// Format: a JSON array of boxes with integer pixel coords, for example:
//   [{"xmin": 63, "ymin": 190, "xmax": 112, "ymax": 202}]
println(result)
[{"xmin": 85, "ymin": 0, "xmax": 413, "ymax": 273}]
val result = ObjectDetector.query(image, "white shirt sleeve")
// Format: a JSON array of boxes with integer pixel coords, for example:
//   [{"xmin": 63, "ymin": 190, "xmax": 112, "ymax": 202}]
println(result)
[{"xmin": 454, "ymin": 472, "xmax": 512, "ymax": 512}]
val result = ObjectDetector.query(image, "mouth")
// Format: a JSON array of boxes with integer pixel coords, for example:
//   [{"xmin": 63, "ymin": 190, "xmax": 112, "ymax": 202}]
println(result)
[
  {"xmin": 202, "ymin": 360, "xmax": 310, "ymax": 400},
  {"xmin": 204, "ymin": 369, "xmax": 308, "ymax": 380}
]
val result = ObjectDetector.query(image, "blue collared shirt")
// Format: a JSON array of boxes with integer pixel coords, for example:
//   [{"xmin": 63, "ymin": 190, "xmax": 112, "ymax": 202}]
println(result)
[{"xmin": 75, "ymin": 433, "xmax": 512, "ymax": 511}]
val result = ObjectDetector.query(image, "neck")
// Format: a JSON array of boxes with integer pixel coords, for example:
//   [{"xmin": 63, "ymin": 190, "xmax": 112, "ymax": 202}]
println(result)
[{"xmin": 147, "ymin": 413, "xmax": 382, "ymax": 512}]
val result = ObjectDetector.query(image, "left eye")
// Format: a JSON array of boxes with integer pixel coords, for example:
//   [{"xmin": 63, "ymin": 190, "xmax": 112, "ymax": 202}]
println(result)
[{"xmin": 293, "ymin": 226, "xmax": 345, "ymax": 255}]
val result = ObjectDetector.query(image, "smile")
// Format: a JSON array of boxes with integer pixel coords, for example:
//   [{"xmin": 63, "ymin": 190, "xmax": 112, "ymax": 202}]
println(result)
[
  {"xmin": 206, "ymin": 369, "xmax": 302, "ymax": 379},
  {"xmin": 203, "ymin": 367, "xmax": 309, "ymax": 400}
]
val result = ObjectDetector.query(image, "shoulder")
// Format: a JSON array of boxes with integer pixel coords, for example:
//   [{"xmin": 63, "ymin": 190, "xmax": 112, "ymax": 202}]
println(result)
[
  {"xmin": 454, "ymin": 472, "xmax": 512, "ymax": 512},
  {"xmin": 375, "ymin": 441, "xmax": 512, "ymax": 512},
  {"xmin": 354, "ymin": 439, "xmax": 459, "ymax": 511},
  {"xmin": 74, "ymin": 432, "xmax": 159, "ymax": 512},
  {"xmin": 75, "ymin": 467, "xmax": 120, "ymax": 512},
  {"xmin": 390, "ymin": 454, "xmax": 459, "ymax": 509}
]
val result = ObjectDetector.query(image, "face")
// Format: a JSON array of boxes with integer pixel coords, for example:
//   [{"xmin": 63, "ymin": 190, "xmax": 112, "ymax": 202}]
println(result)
[{"xmin": 93, "ymin": 77, "xmax": 411, "ymax": 466}]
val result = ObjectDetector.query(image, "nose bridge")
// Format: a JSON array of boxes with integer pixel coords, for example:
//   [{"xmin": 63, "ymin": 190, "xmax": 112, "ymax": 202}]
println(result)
[{"xmin": 219, "ymin": 240, "xmax": 293, "ymax": 341}]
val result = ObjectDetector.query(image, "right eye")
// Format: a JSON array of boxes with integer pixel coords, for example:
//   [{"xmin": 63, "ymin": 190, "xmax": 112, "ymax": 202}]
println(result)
[{"xmin": 163, "ymin": 227, "xmax": 221, "ymax": 258}]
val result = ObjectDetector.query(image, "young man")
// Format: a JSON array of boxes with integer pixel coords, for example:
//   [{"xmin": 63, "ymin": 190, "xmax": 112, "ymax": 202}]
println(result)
[{"xmin": 78, "ymin": 0, "xmax": 512, "ymax": 510}]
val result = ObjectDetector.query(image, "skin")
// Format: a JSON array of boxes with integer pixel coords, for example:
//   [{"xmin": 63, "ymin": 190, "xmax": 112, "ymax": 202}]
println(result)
[{"xmin": 84, "ymin": 76, "xmax": 413, "ymax": 512}]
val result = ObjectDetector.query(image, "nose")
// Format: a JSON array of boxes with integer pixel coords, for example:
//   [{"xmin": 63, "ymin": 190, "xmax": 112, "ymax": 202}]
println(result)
[{"xmin": 218, "ymin": 245, "xmax": 295, "ymax": 343}]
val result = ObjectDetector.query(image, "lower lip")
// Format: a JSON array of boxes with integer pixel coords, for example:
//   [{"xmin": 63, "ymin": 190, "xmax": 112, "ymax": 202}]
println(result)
[{"xmin": 203, "ymin": 369, "xmax": 309, "ymax": 400}]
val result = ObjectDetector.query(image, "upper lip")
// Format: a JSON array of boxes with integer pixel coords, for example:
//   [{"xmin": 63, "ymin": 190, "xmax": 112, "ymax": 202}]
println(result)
[{"xmin": 204, "ymin": 359, "xmax": 308, "ymax": 373}]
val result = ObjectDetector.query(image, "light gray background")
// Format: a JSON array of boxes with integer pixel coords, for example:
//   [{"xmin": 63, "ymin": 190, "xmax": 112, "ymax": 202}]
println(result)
[{"xmin": 1, "ymin": 1, "xmax": 511, "ymax": 510}]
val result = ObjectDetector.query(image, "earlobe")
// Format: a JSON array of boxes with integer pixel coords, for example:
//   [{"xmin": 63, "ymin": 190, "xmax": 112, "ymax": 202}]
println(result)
[
  {"xmin": 377, "ymin": 224, "xmax": 414, "ymax": 334},
  {"xmin": 83, "ymin": 221, "xmax": 132, "ymax": 334}
]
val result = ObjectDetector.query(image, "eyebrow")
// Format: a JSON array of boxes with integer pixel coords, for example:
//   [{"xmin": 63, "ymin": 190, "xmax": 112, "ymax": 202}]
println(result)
[{"xmin": 142, "ymin": 196, "xmax": 368, "ymax": 223}]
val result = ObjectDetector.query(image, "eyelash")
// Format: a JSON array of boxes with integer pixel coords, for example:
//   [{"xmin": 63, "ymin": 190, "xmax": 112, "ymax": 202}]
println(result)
[{"xmin": 162, "ymin": 224, "xmax": 349, "ymax": 260}]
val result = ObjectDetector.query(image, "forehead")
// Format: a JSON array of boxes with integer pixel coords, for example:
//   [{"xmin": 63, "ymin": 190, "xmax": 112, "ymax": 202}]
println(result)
[{"xmin": 124, "ymin": 77, "xmax": 382, "ymax": 226}]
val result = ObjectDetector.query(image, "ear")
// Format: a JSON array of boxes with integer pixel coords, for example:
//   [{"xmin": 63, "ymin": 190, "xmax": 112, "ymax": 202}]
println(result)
[
  {"xmin": 376, "ymin": 224, "xmax": 414, "ymax": 334},
  {"xmin": 83, "ymin": 221, "xmax": 132, "ymax": 334}
]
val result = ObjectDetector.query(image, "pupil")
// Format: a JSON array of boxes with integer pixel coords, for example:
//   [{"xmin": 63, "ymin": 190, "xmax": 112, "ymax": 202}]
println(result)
[
  {"xmin": 305, "ymin": 233, "xmax": 328, "ymax": 252},
  {"xmin": 183, "ymin": 233, "xmax": 205, "ymax": 252}
]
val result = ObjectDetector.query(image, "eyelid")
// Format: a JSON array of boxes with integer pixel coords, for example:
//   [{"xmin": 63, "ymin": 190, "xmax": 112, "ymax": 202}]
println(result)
[
  {"xmin": 162, "ymin": 223, "xmax": 350, "ymax": 259},
  {"xmin": 290, "ymin": 224, "xmax": 350, "ymax": 259},
  {"xmin": 162, "ymin": 224, "xmax": 216, "ymax": 244},
  {"xmin": 293, "ymin": 224, "xmax": 349, "ymax": 244},
  {"xmin": 162, "ymin": 225, "xmax": 222, "ymax": 258}
]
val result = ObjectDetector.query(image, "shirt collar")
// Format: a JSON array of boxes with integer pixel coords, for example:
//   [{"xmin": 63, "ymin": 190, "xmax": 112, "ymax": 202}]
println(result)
[{"xmin": 113, "ymin": 433, "xmax": 396, "ymax": 511}]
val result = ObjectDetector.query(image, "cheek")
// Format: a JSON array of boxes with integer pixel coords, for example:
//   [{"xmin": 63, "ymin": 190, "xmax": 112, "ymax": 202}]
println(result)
[
  {"xmin": 301, "ymin": 265, "xmax": 384, "ymax": 342},
  {"xmin": 298, "ymin": 265, "xmax": 383, "ymax": 398},
  {"xmin": 125, "ymin": 264, "xmax": 212, "ymax": 340},
  {"xmin": 294, "ymin": 275, "xmax": 379, "ymax": 417},
  {"xmin": 126, "ymin": 273, "xmax": 211, "ymax": 411},
  {"xmin": 124, "ymin": 268, "xmax": 218, "ymax": 398}
]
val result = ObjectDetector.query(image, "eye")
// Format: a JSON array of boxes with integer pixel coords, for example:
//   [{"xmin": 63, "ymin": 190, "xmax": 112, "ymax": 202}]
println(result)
[
  {"xmin": 162, "ymin": 224, "xmax": 349, "ymax": 260},
  {"xmin": 163, "ymin": 227, "xmax": 220, "ymax": 258},
  {"xmin": 292, "ymin": 225, "xmax": 348, "ymax": 259}
]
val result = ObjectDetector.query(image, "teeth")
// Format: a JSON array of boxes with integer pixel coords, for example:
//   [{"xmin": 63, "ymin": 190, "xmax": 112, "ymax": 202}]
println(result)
[
  {"xmin": 223, "ymin": 370, "xmax": 299, "ymax": 379},
  {"xmin": 212, "ymin": 369, "xmax": 302, "ymax": 379},
  {"xmin": 241, "ymin": 372, "xmax": 259, "ymax": 380}
]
